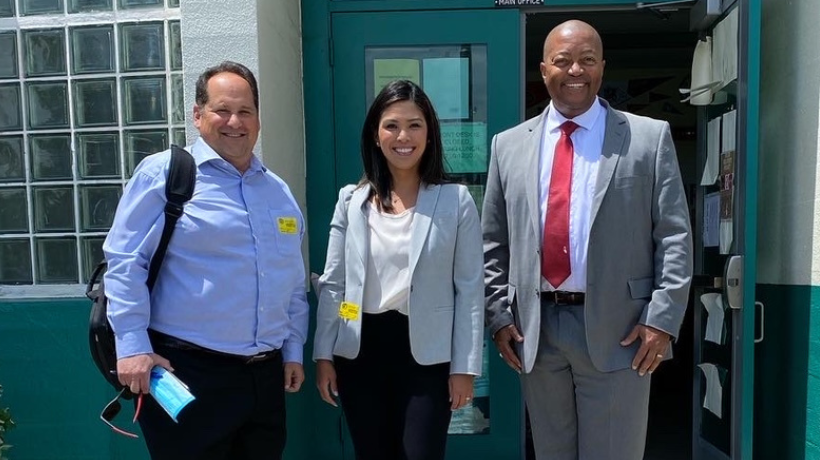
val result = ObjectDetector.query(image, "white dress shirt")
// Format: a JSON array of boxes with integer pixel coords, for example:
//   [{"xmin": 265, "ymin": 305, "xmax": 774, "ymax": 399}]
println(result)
[{"xmin": 539, "ymin": 99, "xmax": 606, "ymax": 292}]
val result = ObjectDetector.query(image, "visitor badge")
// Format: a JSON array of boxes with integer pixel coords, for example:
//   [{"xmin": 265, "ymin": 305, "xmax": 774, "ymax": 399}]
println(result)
[
  {"xmin": 339, "ymin": 301, "xmax": 360, "ymax": 320},
  {"xmin": 277, "ymin": 217, "xmax": 298, "ymax": 234}
]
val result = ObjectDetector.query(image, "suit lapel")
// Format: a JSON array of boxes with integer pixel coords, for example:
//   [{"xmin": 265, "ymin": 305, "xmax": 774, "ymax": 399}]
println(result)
[
  {"xmin": 591, "ymin": 104, "xmax": 628, "ymax": 227},
  {"xmin": 409, "ymin": 184, "xmax": 440, "ymax": 275},
  {"xmin": 525, "ymin": 113, "xmax": 547, "ymax": 240},
  {"xmin": 347, "ymin": 186, "xmax": 370, "ymax": 267}
]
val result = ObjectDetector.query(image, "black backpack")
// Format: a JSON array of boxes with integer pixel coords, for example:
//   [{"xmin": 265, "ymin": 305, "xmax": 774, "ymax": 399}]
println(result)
[{"xmin": 86, "ymin": 145, "xmax": 196, "ymax": 397}]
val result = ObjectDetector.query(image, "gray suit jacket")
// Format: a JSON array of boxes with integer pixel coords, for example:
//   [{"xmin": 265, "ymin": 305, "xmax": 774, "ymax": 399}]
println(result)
[
  {"xmin": 483, "ymin": 100, "xmax": 693, "ymax": 373},
  {"xmin": 314, "ymin": 182, "xmax": 485, "ymax": 375}
]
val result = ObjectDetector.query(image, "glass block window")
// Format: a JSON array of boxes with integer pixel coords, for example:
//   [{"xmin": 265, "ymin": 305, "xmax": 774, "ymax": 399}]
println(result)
[
  {"xmin": 120, "ymin": 22, "xmax": 164, "ymax": 72},
  {"xmin": 21, "ymin": 0, "xmax": 64, "ymax": 16},
  {"xmin": 69, "ymin": 0, "xmax": 112, "ymax": 13},
  {"xmin": 71, "ymin": 26, "xmax": 115, "ymax": 74},
  {"xmin": 0, "ymin": 4, "xmax": 183, "ymax": 287},
  {"xmin": 24, "ymin": 29, "xmax": 66, "ymax": 77},
  {"xmin": 0, "ymin": 84, "xmax": 23, "ymax": 130},
  {"xmin": 73, "ymin": 78, "xmax": 118, "ymax": 127},
  {"xmin": 0, "ymin": 32, "xmax": 18, "ymax": 78},
  {"xmin": 0, "ymin": 0, "xmax": 15, "ymax": 17}
]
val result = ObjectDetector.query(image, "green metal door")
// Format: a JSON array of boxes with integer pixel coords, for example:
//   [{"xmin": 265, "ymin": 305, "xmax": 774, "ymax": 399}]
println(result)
[
  {"xmin": 330, "ymin": 8, "xmax": 522, "ymax": 460},
  {"xmin": 690, "ymin": 1, "xmax": 760, "ymax": 459}
]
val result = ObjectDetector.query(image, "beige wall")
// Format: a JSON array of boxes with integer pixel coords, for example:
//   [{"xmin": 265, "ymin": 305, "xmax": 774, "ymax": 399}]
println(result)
[
  {"xmin": 179, "ymin": 0, "xmax": 307, "ymax": 256},
  {"xmin": 758, "ymin": 0, "xmax": 820, "ymax": 285}
]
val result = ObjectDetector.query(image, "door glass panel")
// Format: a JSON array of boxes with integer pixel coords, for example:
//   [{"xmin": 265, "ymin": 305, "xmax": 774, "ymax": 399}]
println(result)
[{"xmin": 365, "ymin": 44, "xmax": 490, "ymax": 435}]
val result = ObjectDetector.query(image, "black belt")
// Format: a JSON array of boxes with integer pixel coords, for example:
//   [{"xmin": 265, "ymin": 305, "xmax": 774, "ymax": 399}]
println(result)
[
  {"xmin": 541, "ymin": 291, "xmax": 586, "ymax": 306},
  {"xmin": 149, "ymin": 330, "xmax": 281, "ymax": 365}
]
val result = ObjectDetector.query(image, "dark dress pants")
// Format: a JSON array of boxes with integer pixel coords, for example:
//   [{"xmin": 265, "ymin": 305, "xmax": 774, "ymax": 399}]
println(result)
[
  {"xmin": 137, "ymin": 341, "xmax": 286, "ymax": 460},
  {"xmin": 335, "ymin": 311, "xmax": 452, "ymax": 460}
]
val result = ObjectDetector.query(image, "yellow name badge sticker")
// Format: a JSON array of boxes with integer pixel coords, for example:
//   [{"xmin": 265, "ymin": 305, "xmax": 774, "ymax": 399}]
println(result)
[
  {"xmin": 338, "ymin": 301, "xmax": 360, "ymax": 321},
  {"xmin": 277, "ymin": 217, "xmax": 298, "ymax": 235}
]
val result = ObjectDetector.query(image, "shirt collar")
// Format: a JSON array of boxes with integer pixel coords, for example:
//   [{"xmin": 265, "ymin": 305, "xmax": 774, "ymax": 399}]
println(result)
[
  {"xmin": 190, "ymin": 137, "xmax": 267, "ymax": 174},
  {"xmin": 545, "ymin": 97, "xmax": 605, "ymax": 134}
]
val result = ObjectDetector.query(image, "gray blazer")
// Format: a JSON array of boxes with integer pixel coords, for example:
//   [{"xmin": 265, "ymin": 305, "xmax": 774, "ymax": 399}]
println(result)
[
  {"xmin": 314, "ymin": 182, "xmax": 485, "ymax": 375},
  {"xmin": 483, "ymin": 100, "xmax": 693, "ymax": 373}
]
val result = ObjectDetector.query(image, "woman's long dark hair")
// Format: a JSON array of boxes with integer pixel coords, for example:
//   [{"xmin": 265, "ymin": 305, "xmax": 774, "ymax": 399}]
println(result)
[{"xmin": 359, "ymin": 80, "xmax": 448, "ymax": 212}]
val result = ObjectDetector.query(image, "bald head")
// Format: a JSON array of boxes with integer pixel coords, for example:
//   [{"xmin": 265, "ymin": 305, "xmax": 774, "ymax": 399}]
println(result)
[
  {"xmin": 539, "ymin": 19, "xmax": 606, "ymax": 118},
  {"xmin": 543, "ymin": 20, "xmax": 603, "ymax": 59}
]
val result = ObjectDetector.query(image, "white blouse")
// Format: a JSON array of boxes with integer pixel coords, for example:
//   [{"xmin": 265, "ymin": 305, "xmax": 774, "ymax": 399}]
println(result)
[{"xmin": 361, "ymin": 201, "xmax": 414, "ymax": 315}]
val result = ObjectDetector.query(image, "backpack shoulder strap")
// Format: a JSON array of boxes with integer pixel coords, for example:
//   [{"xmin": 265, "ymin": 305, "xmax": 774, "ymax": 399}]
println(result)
[{"xmin": 146, "ymin": 145, "xmax": 196, "ymax": 290}]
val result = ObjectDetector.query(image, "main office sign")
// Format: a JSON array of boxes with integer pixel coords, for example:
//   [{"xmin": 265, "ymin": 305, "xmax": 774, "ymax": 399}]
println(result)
[{"xmin": 495, "ymin": 0, "xmax": 545, "ymax": 6}]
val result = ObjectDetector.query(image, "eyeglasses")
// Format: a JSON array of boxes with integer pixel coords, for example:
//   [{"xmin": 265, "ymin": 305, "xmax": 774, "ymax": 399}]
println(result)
[{"xmin": 100, "ymin": 389, "xmax": 143, "ymax": 438}]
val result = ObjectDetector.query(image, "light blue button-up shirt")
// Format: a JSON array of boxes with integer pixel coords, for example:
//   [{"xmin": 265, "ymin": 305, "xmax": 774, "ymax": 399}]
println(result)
[{"xmin": 103, "ymin": 137, "xmax": 308, "ymax": 363}]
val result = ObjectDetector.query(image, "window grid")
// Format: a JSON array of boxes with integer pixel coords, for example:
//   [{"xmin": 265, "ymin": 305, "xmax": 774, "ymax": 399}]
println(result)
[{"xmin": 0, "ymin": 2, "xmax": 182, "ymax": 288}]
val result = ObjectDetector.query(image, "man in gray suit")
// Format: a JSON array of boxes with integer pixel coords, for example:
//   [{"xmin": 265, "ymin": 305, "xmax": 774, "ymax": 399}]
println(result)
[{"xmin": 483, "ymin": 20, "xmax": 693, "ymax": 460}]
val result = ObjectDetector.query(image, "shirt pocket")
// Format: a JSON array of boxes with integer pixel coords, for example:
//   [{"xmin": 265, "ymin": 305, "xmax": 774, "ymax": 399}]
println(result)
[{"xmin": 269, "ymin": 210, "xmax": 302, "ymax": 256}]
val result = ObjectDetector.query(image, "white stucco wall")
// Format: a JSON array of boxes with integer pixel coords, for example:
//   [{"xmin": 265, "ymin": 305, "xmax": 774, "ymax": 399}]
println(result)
[
  {"xmin": 758, "ymin": 0, "xmax": 820, "ymax": 285},
  {"xmin": 179, "ymin": 0, "xmax": 307, "ymax": 251}
]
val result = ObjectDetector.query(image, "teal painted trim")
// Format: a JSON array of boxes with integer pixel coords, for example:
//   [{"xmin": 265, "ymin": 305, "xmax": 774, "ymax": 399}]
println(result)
[
  {"xmin": 741, "ymin": 0, "xmax": 761, "ymax": 459},
  {"xmin": 326, "ymin": 0, "xmax": 685, "ymax": 12},
  {"xmin": 300, "ymin": 1, "xmax": 352, "ymax": 458},
  {"xmin": 330, "ymin": 0, "xmax": 495, "ymax": 12},
  {"xmin": 810, "ymin": 284, "xmax": 820, "ymax": 458},
  {"xmin": 753, "ymin": 284, "xmax": 811, "ymax": 460},
  {"xmin": 0, "ymin": 299, "xmax": 149, "ymax": 459},
  {"xmin": 0, "ymin": 299, "xmax": 314, "ymax": 460}
]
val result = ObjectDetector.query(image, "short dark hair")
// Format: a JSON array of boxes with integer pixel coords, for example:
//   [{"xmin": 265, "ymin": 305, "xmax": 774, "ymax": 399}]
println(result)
[
  {"xmin": 195, "ymin": 61, "xmax": 259, "ymax": 110},
  {"xmin": 360, "ymin": 80, "xmax": 448, "ymax": 212}
]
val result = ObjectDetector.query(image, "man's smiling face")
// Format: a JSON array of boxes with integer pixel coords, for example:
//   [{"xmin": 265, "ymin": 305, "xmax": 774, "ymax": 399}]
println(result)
[
  {"xmin": 193, "ymin": 71, "xmax": 260, "ymax": 170},
  {"xmin": 540, "ymin": 21, "xmax": 606, "ymax": 119}
]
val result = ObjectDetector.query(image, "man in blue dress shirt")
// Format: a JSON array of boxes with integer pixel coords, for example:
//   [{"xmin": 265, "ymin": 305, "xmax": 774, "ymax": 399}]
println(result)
[{"xmin": 103, "ymin": 61, "xmax": 309, "ymax": 459}]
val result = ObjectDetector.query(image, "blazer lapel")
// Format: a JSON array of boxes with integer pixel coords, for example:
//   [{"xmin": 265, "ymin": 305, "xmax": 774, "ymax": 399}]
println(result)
[
  {"xmin": 591, "ymin": 103, "xmax": 628, "ymax": 227},
  {"xmin": 409, "ymin": 184, "xmax": 440, "ymax": 274},
  {"xmin": 347, "ymin": 185, "xmax": 370, "ymax": 267},
  {"xmin": 525, "ymin": 113, "xmax": 547, "ymax": 240}
]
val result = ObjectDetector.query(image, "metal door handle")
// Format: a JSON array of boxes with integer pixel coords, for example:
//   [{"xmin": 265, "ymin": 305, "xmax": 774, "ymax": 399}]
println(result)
[
  {"xmin": 754, "ymin": 301, "xmax": 764, "ymax": 344},
  {"xmin": 724, "ymin": 255, "xmax": 743, "ymax": 310}
]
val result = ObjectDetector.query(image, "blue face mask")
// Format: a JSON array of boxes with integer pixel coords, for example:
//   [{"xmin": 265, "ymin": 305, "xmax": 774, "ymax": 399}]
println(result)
[{"xmin": 149, "ymin": 366, "xmax": 196, "ymax": 422}]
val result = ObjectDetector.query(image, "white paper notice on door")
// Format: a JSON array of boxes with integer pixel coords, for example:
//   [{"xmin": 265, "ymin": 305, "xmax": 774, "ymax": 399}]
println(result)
[
  {"xmin": 703, "ymin": 192, "xmax": 720, "ymax": 248},
  {"xmin": 700, "ymin": 292, "xmax": 725, "ymax": 344},
  {"xmin": 701, "ymin": 117, "xmax": 721, "ymax": 185},
  {"xmin": 698, "ymin": 363, "xmax": 723, "ymax": 419}
]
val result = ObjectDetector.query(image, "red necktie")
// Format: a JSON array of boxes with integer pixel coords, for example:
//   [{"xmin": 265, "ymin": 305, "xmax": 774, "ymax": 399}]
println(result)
[{"xmin": 542, "ymin": 121, "xmax": 579, "ymax": 288}]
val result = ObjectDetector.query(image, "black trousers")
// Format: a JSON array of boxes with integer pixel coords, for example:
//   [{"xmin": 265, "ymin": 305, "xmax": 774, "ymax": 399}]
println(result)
[
  {"xmin": 138, "ymin": 341, "xmax": 286, "ymax": 460},
  {"xmin": 335, "ymin": 311, "xmax": 452, "ymax": 460}
]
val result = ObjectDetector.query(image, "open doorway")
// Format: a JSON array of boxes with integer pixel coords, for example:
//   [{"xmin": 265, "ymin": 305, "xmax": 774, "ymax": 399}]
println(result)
[{"xmin": 522, "ymin": 7, "xmax": 698, "ymax": 460}]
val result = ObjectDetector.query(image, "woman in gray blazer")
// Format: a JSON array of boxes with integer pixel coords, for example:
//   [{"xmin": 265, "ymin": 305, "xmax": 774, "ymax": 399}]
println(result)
[{"xmin": 313, "ymin": 80, "xmax": 485, "ymax": 460}]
